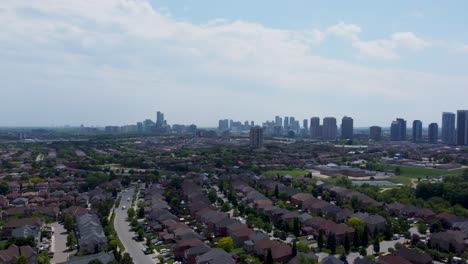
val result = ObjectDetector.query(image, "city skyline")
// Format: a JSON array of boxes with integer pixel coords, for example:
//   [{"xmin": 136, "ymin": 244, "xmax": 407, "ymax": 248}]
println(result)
[{"xmin": 1, "ymin": 1, "xmax": 468, "ymax": 127}]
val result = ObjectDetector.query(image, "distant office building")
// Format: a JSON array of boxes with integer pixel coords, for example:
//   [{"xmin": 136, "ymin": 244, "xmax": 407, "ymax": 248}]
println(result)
[
  {"xmin": 156, "ymin": 111, "xmax": 165, "ymax": 126},
  {"xmin": 442, "ymin": 112, "xmax": 456, "ymax": 144},
  {"xmin": 249, "ymin": 126, "xmax": 264, "ymax": 148},
  {"xmin": 284, "ymin": 117, "xmax": 289, "ymax": 129},
  {"xmin": 218, "ymin": 119, "xmax": 229, "ymax": 130},
  {"xmin": 369, "ymin": 126, "xmax": 382, "ymax": 141},
  {"xmin": 137, "ymin": 122, "xmax": 143, "ymax": 133},
  {"xmin": 310, "ymin": 117, "xmax": 320, "ymax": 139},
  {"xmin": 428, "ymin": 123, "xmax": 438, "ymax": 143},
  {"xmin": 412, "ymin": 120, "xmax": 423, "ymax": 142},
  {"xmin": 289, "ymin": 117, "xmax": 296, "ymax": 130},
  {"xmin": 303, "ymin": 119, "xmax": 309, "ymax": 131},
  {"xmin": 391, "ymin": 118, "xmax": 407, "ymax": 141},
  {"xmin": 250, "ymin": 121, "xmax": 254, "ymax": 127},
  {"xmin": 275, "ymin": 116, "xmax": 282, "ymax": 127},
  {"xmin": 341, "ymin": 116, "xmax": 354, "ymax": 140},
  {"xmin": 322, "ymin": 117, "xmax": 337, "ymax": 140},
  {"xmin": 457, "ymin": 110, "xmax": 468, "ymax": 145},
  {"xmin": 143, "ymin": 119, "xmax": 155, "ymax": 132}
]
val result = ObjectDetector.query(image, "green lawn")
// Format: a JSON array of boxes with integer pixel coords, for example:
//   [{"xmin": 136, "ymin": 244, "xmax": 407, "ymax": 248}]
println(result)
[
  {"xmin": 263, "ymin": 169, "xmax": 309, "ymax": 177},
  {"xmin": 381, "ymin": 164, "xmax": 463, "ymax": 178},
  {"xmin": 386, "ymin": 176, "xmax": 412, "ymax": 186}
]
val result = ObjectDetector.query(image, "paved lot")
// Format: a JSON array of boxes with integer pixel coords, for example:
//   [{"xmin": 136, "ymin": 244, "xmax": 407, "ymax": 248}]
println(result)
[
  {"xmin": 115, "ymin": 187, "xmax": 156, "ymax": 264},
  {"xmin": 51, "ymin": 222, "xmax": 74, "ymax": 264}
]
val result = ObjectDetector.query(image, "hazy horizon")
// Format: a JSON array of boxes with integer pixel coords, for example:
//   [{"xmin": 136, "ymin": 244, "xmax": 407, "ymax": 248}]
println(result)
[{"xmin": 1, "ymin": 1, "xmax": 468, "ymax": 127}]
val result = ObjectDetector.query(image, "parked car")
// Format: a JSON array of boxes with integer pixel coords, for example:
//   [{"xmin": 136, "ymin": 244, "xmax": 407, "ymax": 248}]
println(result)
[{"xmin": 122, "ymin": 205, "xmax": 127, "ymax": 210}]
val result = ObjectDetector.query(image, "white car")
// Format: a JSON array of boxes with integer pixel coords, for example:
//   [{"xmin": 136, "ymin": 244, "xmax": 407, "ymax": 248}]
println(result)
[
  {"xmin": 127, "ymin": 197, "xmax": 131, "ymax": 201},
  {"xmin": 122, "ymin": 206, "xmax": 127, "ymax": 210}
]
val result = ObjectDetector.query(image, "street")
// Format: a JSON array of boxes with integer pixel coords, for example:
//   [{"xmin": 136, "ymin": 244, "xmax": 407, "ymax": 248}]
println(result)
[
  {"xmin": 51, "ymin": 222, "xmax": 74, "ymax": 264},
  {"xmin": 114, "ymin": 187, "xmax": 156, "ymax": 264}
]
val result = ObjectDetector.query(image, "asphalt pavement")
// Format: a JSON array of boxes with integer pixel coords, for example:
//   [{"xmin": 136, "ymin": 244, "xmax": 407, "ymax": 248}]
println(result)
[
  {"xmin": 51, "ymin": 222, "xmax": 74, "ymax": 264},
  {"xmin": 114, "ymin": 187, "xmax": 156, "ymax": 264}
]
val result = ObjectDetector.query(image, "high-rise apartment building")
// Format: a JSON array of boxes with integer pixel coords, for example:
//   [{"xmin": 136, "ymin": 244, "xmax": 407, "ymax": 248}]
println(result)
[
  {"xmin": 303, "ymin": 119, "xmax": 309, "ymax": 131},
  {"xmin": 249, "ymin": 126, "xmax": 264, "ymax": 148},
  {"xmin": 341, "ymin": 116, "xmax": 354, "ymax": 140},
  {"xmin": 457, "ymin": 110, "xmax": 468, "ymax": 145},
  {"xmin": 275, "ymin": 116, "xmax": 282, "ymax": 128},
  {"xmin": 284, "ymin": 117, "xmax": 289, "ymax": 129},
  {"xmin": 442, "ymin": 112, "xmax": 456, "ymax": 144},
  {"xmin": 156, "ymin": 111, "xmax": 165, "ymax": 126},
  {"xmin": 369, "ymin": 126, "xmax": 382, "ymax": 141},
  {"xmin": 310, "ymin": 117, "xmax": 320, "ymax": 139},
  {"xmin": 412, "ymin": 120, "xmax": 423, "ymax": 142},
  {"xmin": 391, "ymin": 118, "xmax": 407, "ymax": 141},
  {"xmin": 218, "ymin": 119, "xmax": 229, "ymax": 130},
  {"xmin": 322, "ymin": 117, "xmax": 337, "ymax": 140},
  {"xmin": 428, "ymin": 123, "xmax": 438, "ymax": 144}
]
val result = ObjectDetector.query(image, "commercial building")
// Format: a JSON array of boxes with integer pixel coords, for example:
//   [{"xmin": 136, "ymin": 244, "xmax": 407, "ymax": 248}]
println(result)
[
  {"xmin": 391, "ymin": 118, "xmax": 407, "ymax": 141},
  {"xmin": 322, "ymin": 117, "xmax": 337, "ymax": 140},
  {"xmin": 442, "ymin": 112, "xmax": 456, "ymax": 144},
  {"xmin": 303, "ymin": 119, "xmax": 309, "ymax": 131},
  {"xmin": 369, "ymin": 126, "xmax": 382, "ymax": 141},
  {"xmin": 310, "ymin": 117, "xmax": 320, "ymax": 139},
  {"xmin": 412, "ymin": 120, "xmax": 423, "ymax": 142},
  {"xmin": 428, "ymin": 123, "xmax": 438, "ymax": 144},
  {"xmin": 249, "ymin": 126, "xmax": 264, "ymax": 148},
  {"xmin": 284, "ymin": 117, "xmax": 289, "ymax": 130},
  {"xmin": 457, "ymin": 110, "xmax": 468, "ymax": 145},
  {"xmin": 218, "ymin": 119, "xmax": 229, "ymax": 131},
  {"xmin": 275, "ymin": 116, "xmax": 282, "ymax": 128},
  {"xmin": 156, "ymin": 111, "xmax": 165, "ymax": 126},
  {"xmin": 341, "ymin": 116, "xmax": 354, "ymax": 140}
]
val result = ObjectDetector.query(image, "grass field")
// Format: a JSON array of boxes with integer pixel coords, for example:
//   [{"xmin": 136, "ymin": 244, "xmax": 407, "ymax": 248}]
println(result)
[
  {"xmin": 263, "ymin": 169, "xmax": 309, "ymax": 177},
  {"xmin": 381, "ymin": 164, "xmax": 463, "ymax": 178}
]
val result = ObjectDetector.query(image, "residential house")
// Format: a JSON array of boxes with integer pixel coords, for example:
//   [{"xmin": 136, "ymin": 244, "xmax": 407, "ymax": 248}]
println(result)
[
  {"xmin": 195, "ymin": 248, "xmax": 235, "ymax": 264},
  {"xmin": 0, "ymin": 245, "xmax": 37, "ymax": 264},
  {"xmin": 430, "ymin": 230, "xmax": 468, "ymax": 254},
  {"xmin": 394, "ymin": 247, "xmax": 432, "ymax": 264},
  {"xmin": 75, "ymin": 213, "xmax": 108, "ymax": 254}
]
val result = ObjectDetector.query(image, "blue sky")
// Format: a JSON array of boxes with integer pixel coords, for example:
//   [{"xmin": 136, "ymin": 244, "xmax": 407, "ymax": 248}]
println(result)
[{"xmin": 1, "ymin": 0, "xmax": 467, "ymax": 127}]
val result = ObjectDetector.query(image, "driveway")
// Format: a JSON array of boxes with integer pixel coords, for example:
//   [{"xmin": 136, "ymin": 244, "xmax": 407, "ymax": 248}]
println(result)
[
  {"xmin": 115, "ymin": 187, "xmax": 156, "ymax": 264},
  {"xmin": 51, "ymin": 222, "xmax": 75, "ymax": 263}
]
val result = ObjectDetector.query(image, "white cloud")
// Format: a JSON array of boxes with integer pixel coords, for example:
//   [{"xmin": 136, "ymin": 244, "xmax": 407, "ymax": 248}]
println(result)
[
  {"xmin": 0, "ymin": 0, "xmax": 466, "ymax": 126},
  {"xmin": 327, "ymin": 22, "xmax": 361, "ymax": 40},
  {"xmin": 391, "ymin": 32, "xmax": 429, "ymax": 50},
  {"xmin": 327, "ymin": 22, "xmax": 428, "ymax": 59}
]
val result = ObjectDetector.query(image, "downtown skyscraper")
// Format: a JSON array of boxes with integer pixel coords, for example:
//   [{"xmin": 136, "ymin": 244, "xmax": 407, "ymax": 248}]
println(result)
[
  {"xmin": 412, "ymin": 120, "xmax": 423, "ymax": 142},
  {"xmin": 442, "ymin": 112, "xmax": 456, "ymax": 144},
  {"xmin": 428, "ymin": 123, "xmax": 438, "ymax": 144},
  {"xmin": 457, "ymin": 110, "xmax": 468, "ymax": 145},
  {"xmin": 391, "ymin": 118, "xmax": 407, "ymax": 141},
  {"xmin": 310, "ymin": 117, "xmax": 321, "ymax": 139},
  {"xmin": 322, "ymin": 117, "xmax": 337, "ymax": 140},
  {"xmin": 341, "ymin": 116, "xmax": 354, "ymax": 140}
]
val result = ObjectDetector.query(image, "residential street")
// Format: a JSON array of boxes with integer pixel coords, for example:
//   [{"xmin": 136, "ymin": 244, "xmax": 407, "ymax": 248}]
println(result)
[
  {"xmin": 51, "ymin": 222, "xmax": 74, "ymax": 264},
  {"xmin": 114, "ymin": 187, "xmax": 156, "ymax": 264}
]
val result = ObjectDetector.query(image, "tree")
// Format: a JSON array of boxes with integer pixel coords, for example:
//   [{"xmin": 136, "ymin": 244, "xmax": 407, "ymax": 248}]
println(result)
[
  {"xmin": 292, "ymin": 240, "xmax": 297, "ymax": 257},
  {"xmin": 373, "ymin": 238, "xmax": 380, "ymax": 254},
  {"xmin": 38, "ymin": 251, "xmax": 51, "ymax": 264},
  {"xmin": 16, "ymin": 256, "xmax": 28, "ymax": 264},
  {"xmin": 221, "ymin": 202, "xmax": 231, "ymax": 212},
  {"xmin": 353, "ymin": 230, "xmax": 360, "ymax": 250},
  {"xmin": 359, "ymin": 247, "xmax": 367, "ymax": 257},
  {"xmin": 395, "ymin": 167, "xmax": 402, "ymax": 175},
  {"xmin": 383, "ymin": 223, "xmax": 393, "ymax": 240},
  {"xmin": 417, "ymin": 221, "xmax": 427, "ymax": 235},
  {"xmin": 317, "ymin": 230, "xmax": 324, "ymax": 250},
  {"xmin": 208, "ymin": 188, "xmax": 217, "ymax": 203},
  {"xmin": 0, "ymin": 181, "xmax": 10, "ymax": 195},
  {"xmin": 137, "ymin": 205, "xmax": 145, "ymax": 218},
  {"xmin": 66, "ymin": 232, "xmax": 77, "ymax": 250},
  {"xmin": 121, "ymin": 253, "xmax": 134, "ymax": 264},
  {"xmin": 137, "ymin": 227, "xmax": 145, "ymax": 241},
  {"xmin": 327, "ymin": 232, "xmax": 337, "ymax": 254},
  {"xmin": 265, "ymin": 248, "xmax": 273, "ymax": 264},
  {"xmin": 293, "ymin": 218, "xmax": 300, "ymax": 237},
  {"xmin": 360, "ymin": 225, "xmax": 369, "ymax": 247},
  {"xmin": 218, "ymin": 237, "xmax": 234, "ymax": 252},
  {"xmin": 348, "ymin": 218, "xmax": 364, "ymax": 229},
  {"xmin": 64, "ymin": 215, "xmax": 75, "ymax": 232},
  {"xmin": 146, "ymin": 236, "xmax": 154, "ymax": 252},
  {"xmin": 344, "ymin": 233, "xmax": 350, "ymax": 254},
  {"xmin": 127, "ymin": 208, "xmax": 135, "ymax": 219},
  {"xmin": 274, "ymin": 185, "xmax": 279, "ymax": 198}
]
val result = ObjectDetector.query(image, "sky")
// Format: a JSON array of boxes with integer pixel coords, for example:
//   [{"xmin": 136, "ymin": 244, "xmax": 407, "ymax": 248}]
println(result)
[{"xmin": 1, "ymin": 0, "xmax": 468, "ymax": 127}]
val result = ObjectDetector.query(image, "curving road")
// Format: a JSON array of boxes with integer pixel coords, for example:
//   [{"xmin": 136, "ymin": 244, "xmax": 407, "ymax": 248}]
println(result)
[{"xmin": 115, "ymin": 187, "xmax": 155, "ymax": 264}]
